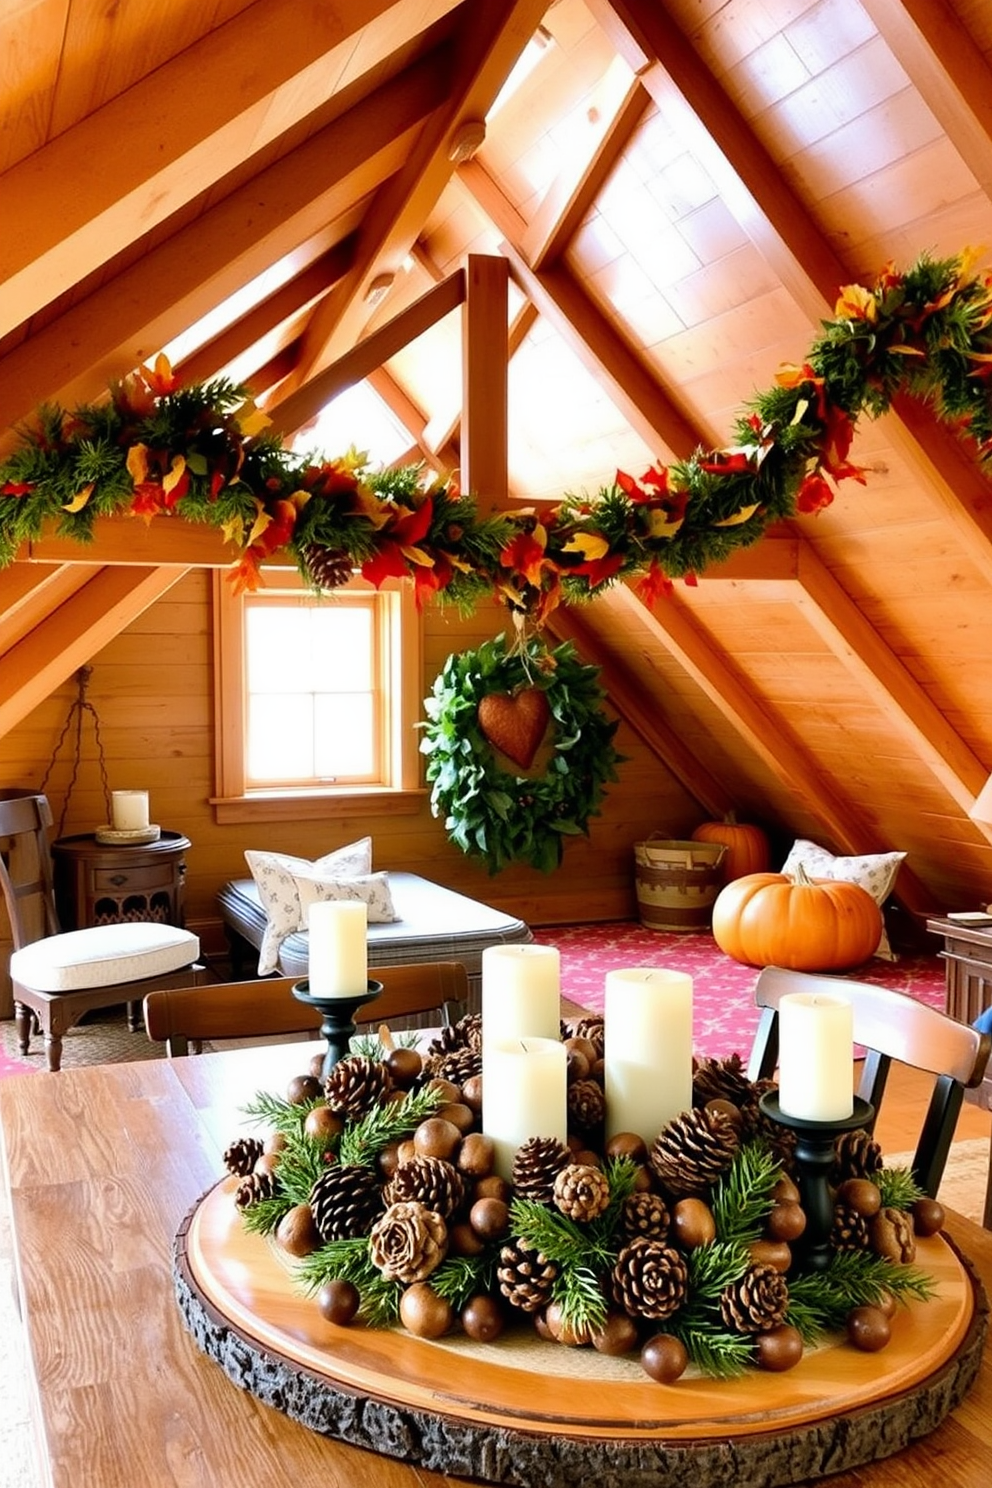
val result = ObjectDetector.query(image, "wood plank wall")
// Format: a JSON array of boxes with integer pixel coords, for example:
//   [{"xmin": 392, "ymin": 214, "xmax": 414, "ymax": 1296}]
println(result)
[{"xmin": 0, "ymin": 572, "xmax": 702, "ymax": 954}]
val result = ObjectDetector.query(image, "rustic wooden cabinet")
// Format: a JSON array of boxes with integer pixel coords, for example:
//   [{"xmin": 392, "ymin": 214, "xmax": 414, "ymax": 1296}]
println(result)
[
  {"xmin": 926, "ymin": 917, "xmax": 992, "ymax": 1025},
  {"xmin": 52, "ymin": 831, "xmax": 191, "ymax": 931}
]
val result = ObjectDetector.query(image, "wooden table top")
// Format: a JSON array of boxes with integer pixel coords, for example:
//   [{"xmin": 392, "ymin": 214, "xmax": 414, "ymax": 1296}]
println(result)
[{"xmin": 2, "ymin": 1039, "xmax": 990, "ymax": 1488}]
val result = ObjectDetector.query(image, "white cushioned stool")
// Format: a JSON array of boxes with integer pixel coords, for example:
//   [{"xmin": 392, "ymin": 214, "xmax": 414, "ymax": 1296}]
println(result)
[{"xmin": 1, "ymin": 791, "xmax": 203, "ymax": 1072}]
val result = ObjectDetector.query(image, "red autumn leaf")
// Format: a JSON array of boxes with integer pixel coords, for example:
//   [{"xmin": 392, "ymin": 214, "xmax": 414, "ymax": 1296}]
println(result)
[
  {"xmin": 130, "ymin": 483, "xmax": 167, "ymax": 518},
  {"xmin": 161, "ymin": 466, "xmax": 191, "ymax": 509},
  {"xmin": 361, "ymin": 542, "xmax": 411, "ymax": 588},
  {"xmin": 1, "ymin": 481, "xmax": 33, "ymax": 495},
  {"xmin": 304, "ymin": 462, "xmax": 360, "ymax": 498},
  {"xmin": 387, "ymin": 494, "xmax": 434, "ymax": 546},
  {"xmin": 569, "ymin": 551, "xmax": 625, "ymax": 588},
  {"xmin": 615, "ymin": 468, "xmax": 644, "ymax": 498},
  {"xmin": 253, "ymin": 499, "xmax": 298, "ymax": 557},
  {"xmin": 499, "ymin": 529, "xmax": 548, "ymax": 586},
  {"xmin": 634, "ymin": 561, "xmax": 672, "ymax": 608},
  {"xmin": 640, "ymin": 463, "xmax": 670, "ymax": 494},
  {"xmin": 699, "ymin": 449, "xmax": 752, "ymax": 475},
  {"xmin": 226, "ymin": 551, "xmax": 263, "ymax": 595},
  {"xmin": 820, "ymin": 405, "xmax": 867, "ymax": 484},
  {"xmin": 413, "ymin": 554, "xmax": 453, "ymax": 608},
  {"xmin": 683, "ymin": 571, "xmax": 698, "ymax": 586},
  {"xmin": 796, "ymin": 472, "xmax": 834, "ymax": 514}
]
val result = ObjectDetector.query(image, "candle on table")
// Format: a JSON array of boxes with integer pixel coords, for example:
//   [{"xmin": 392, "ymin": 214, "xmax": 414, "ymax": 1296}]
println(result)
[
  {"xmin": 603, "ymin": 968, "xmax": 693, "ymax": 1145},
  {"xmin": 481, "ymin": 943, "xmax": 560, "ymax": 1047},
  {"xmin": 483, "ymin": 1036, "xmax": 568, "ymax": 1179},
  {"xmin": 777, "ymin": 991, "xmax": 854, "ymax": 1122},
  {"xmin": 111, "ymin": 790, "xmax": 150, "ymax": 831},
  {"xmin": 307, "ymin": 900, "xmax": 368, "ymax": 998}
]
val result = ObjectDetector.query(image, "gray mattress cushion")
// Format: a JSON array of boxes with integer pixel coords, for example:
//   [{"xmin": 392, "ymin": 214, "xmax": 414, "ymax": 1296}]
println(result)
[{"xmin": 217, "ymin": 870, "xmax": 532, "ymax": 980}]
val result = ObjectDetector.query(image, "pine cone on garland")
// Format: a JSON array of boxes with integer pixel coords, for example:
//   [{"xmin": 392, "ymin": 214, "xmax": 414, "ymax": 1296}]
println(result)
[
  {"xmin": 323, "ymin": 1054, "xmax": 392, "ymax": 1120},
  {"xmin": 832, "ymin": 1128, "xmax": 883, "ymax": 1185},
  {"xmin": 512, "ymin": 1136, "xmax": 571, "ymax": 1205},
  {"xmin": 619, "ymin": 1191, "xmax": 670, "ymax": 1243},
  {"xmin": 649, "ymin": 1106, "xmax": 740, "ymax": 1196},
  {"xmin": 496, "ymin": 1238, "xmax": 560, "ymax": 1313},
  {"xmin": 224, "ymin": 1136, "xmax": 264, "ymax": 1177},
  {"xmin": 567, "ymin": 1077, "xmax": 606, "ymax": 1134},
  {"xmin": 369, "ymin": 1200, "xmax": 448, "ymax": 1283},
  {"xmin": 719, "ymin": 1264, "xmax": 789, "ymax": 1334},
  {"xmin": 234, "ymin": 1170, "xmax": 277, "ymax": 1210},
  {"xmin": 611, "ymin": 1239, "xmax": 689, "ymax": 1321},
  {"xmin": 299, "ymin": 542, "xmax": 354, "ymax": 591},
  {"xmin": 553, "ymin": 1162, "xmax": 611, "ymax": 1222},
  {"xmin": 386, "ymin": 1154, "xmax": 465, "ymax": 1219},
  {"xmin": 309, "ymin": 1163, "xmax": 384, "ymax": 1242},
  {"xmin": 830, "ymin": 1203, "xmax": 870, "ymax": 1253}
]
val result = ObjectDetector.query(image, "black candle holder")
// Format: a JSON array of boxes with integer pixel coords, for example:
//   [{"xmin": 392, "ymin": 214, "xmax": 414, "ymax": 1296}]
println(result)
[
  {"xmin": 759, "ymin": 1089, "xmax": 875, "ymax": 1271},
  {"xmin": 292, "ymin": 979, "xmax": 383, "ymax": 1079}
]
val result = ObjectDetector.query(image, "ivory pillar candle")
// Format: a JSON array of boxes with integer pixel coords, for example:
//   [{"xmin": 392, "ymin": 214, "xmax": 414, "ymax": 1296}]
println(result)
[
  {"xmin": 483, "ymin": 1036, "xmax": 568, "ymax": 1179},
  {"xmin": 307, "ymin": 900, "xmax": 368, "ymax": 998},
  {"xmin": 111, "ymin": 790, "xmax": 149, "ymax": 831},
  {"xmin": 481, "ymin": 943, "xmax": 560, "ymax": 1047},
  {"xmin": 777, "ymin": 991, "xmax": 854, "ymax": 1122},
  {"xmin": 604, "ymin": 968, "xmax": 694, "ymax": 1144}
]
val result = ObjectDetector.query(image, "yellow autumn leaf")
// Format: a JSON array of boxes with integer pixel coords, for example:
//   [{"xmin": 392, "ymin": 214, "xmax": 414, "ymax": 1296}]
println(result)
[
  {"xmin": 126, "ymin": 443, "xmax": 149, "ymax": 484},
  {"xmin": 965, "ymin": 349, "xmax": 992, "ymax": 363},
  {"xmin": 835, "ymin": 282, "xmax": 877, "ymax": 322},
  {"xmin": 352, "ymin": 485, "xmax": 394, "ymax": 530},
  {"xmin": 400, "ymin": 544, "xmax": 435, "ymax": 568},
  {"xmin": 220, "ymin": 515, "xmax": 245, "ymax": 547},
  {"xmin": 162, "ymin": 455, "xmax": 186, "ymax": 494},
  {"xmin": 238, "ymin": 405, "xmax": 271, "ymax": 438},
  {"xmin": 560, "ymin": 532, "xmax": 610, "ymax": 560},
  {"xmin": 645, "ymin": 508, "xmax": 684, "ymax": 538},
  {"xmin": 888, "ymin": 344, "xmax": 925, "ymax": 356},
  {"xmin": 62, "ymin": 483, "xmax": 94, "ymax": 513},
  {"xmin": 789, "ymin": 398, "xmax": 809, "ymax": 426},
  {"xmin": 713, "ymin": 502, "xmax": 761, "ymax": 527},
  {"xmin": 246, "ymin": 503, "xmax": 273, "ymax": 548}
]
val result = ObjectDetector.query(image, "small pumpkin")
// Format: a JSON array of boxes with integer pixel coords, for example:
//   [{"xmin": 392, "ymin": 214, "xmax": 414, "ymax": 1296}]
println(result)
[
  {"xmin": 711, "ymin": 863, "xmax": 882, "ymax": 972},
  {"xmin": 691, "ymin": 813, "xmax": 771, "ymax": 883}
]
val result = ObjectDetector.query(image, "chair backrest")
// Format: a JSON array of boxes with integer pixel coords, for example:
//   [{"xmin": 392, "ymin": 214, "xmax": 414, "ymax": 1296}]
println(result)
[
  {"xmin": 142, "ymin": 960, "xmax": 469, "ymax": 1057},
  {"xmin": 747, "ymin": 965, "xmax": 992, "ymax": 1196},
  {"xmin": 0, "ymin": 792, "xmax": 60, "ymax": 951}
]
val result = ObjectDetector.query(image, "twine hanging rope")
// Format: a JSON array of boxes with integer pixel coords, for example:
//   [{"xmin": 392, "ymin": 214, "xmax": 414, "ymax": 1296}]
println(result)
[{"xmin": 39, "ymin": 666, "xmax": 112, "ymax": 837}]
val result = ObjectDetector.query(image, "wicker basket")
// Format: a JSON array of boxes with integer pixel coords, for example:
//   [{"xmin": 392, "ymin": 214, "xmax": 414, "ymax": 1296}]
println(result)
[{"xmin": 634, "ymin": 837, "xmax": 727, "ymax": 933}]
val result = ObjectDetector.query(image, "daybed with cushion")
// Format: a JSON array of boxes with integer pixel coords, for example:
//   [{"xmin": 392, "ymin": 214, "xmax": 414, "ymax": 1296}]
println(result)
[{"xmin": 217, "ymin": 870, "xmax": 532, "ymax": 1013}]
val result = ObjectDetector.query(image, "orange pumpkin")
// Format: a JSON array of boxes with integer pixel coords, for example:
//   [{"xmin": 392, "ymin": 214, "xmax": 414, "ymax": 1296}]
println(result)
[
  {"xmin": 711, "ymin": 864, "xmax": 882, "ymax": 971},
  {"xmin": 691, "ymin": 814, "xmax": 771, "ymax": 883}
]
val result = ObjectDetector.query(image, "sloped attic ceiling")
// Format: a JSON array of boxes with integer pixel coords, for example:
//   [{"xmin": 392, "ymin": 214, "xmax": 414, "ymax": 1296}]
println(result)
[{"xmin": 1, "ymin": 0, "xmax": 992, "ymax": 922}]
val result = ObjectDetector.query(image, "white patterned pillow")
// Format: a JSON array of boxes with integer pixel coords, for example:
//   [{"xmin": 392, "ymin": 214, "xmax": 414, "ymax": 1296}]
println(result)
[
  {"xmin": 245, "ymin": 838, "xmax": 372, "ymax": 973},
  {"xmin": 780, "ymin": 840, "xmax": 906, "ymax": 960},
  {"xmin": 294, "ymin": 871, "xmax": 398, "ymax": 927}
]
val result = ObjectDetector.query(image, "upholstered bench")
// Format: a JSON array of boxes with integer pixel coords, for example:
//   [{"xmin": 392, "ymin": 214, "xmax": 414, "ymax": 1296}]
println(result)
[{"xmin": 217, "ymin": 871, "xmax": 532, "ymax": 1012}]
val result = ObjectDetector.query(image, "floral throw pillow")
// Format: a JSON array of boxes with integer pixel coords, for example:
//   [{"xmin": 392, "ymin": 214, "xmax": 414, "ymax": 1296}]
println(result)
[
  {"xmin": 294, "ymin": 870, "xmax": 398, "ymax": 927},
  {"xmin": 780, "ymin": 839, "xmax": 906, "ymax": 960},
  {"xmin": 245, "ymin": 838, "xmax": 372, "ymax": 974}
]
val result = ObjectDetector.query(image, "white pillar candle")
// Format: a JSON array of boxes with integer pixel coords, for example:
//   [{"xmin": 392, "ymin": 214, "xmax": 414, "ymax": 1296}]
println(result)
[
  {"xmin": 307, "ymin": 900, "xmax": 368, "ymax": 999},
  {"xmin": 481, "ymin": 943, "xmax": 560, "ymax": 1048},
  {"xmin": 604, "ymin": 968, "xmax": 694, "ymax": 1145},
  {"xmin": 111, "ymin": 790, "xmax": 149, "ymax": 830},
  {"xmin": 777, "ymin": 991, "xmax": 854, "ymax": 1122},
  {"xmin": 483, "ymin": 1036, "xmax": 568, "ymax": 1179}
]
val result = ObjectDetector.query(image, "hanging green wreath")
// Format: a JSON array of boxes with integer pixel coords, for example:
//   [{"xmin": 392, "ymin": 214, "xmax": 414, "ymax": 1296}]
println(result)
[{"xmin": 420, "ymin": 633, "xmax": 623, "ymax": 874}]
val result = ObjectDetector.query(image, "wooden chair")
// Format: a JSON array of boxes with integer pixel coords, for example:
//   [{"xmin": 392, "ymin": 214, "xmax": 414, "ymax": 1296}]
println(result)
[
  {"xmin": 142, "ymin": 960, "xmax": 469, "ymax": 1057},
  {"xmin": 747, "ymin": 965, "xmax": 992, "ymax": 1198},
  {"xmin": 1, "ymin": 792, "xmax": 202, "ymax": 1071}
]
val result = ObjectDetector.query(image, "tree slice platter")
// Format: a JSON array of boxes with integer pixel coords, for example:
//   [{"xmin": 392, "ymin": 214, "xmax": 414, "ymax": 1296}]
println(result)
[{"xmin": 174, "ymin": 1179, "xmax": 988, "ymax": 1487}]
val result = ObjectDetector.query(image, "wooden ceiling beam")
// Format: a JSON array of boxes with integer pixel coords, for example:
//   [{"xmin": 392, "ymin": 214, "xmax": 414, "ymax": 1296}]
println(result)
[
  {"xmin": 365, "ymin": 368, "xmax": 456, "ymax": 476},
  {"xmin": 278, "ymin": 0, "xmax": 550, "ymax": 394},
  {"xmin": 0, "ymin": 53, "xmax": 444, "ymax": 439},
  {"xmin": 0, "ymin": 0, "xmax": 461, "ymax": 340},
  {"xmin": 270, "ymin": 272, "xmax": 466, "ymax": 436},
  {"xmin": 0, "ymin": 567, "xmax": 189, "ymax": 740},
  {"xmin": 860, "ymin": 0, "xmax": 992, "ymax": 202},
  {"xmin": 462, "ymin": 255, "xmax": 509, "ymax": 505},
  {"xmin": 0, "ymin": 566, "xmax": 92, "ymax": 660},
  {"xmin": 593, "ymin": 0, "xmax": 992, "ymax": 581},
  {"xmin": 547, "ymin": 604, "xmax": 736, "ymax": 819}
]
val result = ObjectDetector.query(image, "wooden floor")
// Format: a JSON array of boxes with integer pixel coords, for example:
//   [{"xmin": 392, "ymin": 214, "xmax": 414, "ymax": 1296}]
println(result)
[{"xmin": 866, "ymin": 1061, "xmax": 990, "ymax": 1151}]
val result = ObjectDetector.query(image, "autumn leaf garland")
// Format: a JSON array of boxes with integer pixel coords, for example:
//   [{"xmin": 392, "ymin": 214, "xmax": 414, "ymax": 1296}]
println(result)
[{"xmin": 2, "ymin": 250, "xmax": 991, "ymax": 613}]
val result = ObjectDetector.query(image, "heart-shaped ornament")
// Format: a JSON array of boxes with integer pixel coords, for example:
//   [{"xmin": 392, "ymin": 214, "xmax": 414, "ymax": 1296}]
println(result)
[{"xmin": 477, "ymin": 687, "xmax": 551, "ymax": 770}]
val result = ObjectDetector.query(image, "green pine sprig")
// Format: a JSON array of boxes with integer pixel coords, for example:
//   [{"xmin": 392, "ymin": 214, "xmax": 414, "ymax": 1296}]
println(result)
[
  {"xmin": 876, "ymin": 1165, "xmax": 926, "ymax": 1210},
  {"xmin": 295, "ymin": 1237, "xmax": 402, "ymax": 1328},
  {"xmin": 709, "ymin": 1141, "xmax": 781, "ymax": 1245},
  {"xmin": 338, "ymin": 1084, "xmax": 445, "ymax": 1167},
  {"xmin": 786, "ymin": 1250, "xmax": 936, "ymax": 1341}
]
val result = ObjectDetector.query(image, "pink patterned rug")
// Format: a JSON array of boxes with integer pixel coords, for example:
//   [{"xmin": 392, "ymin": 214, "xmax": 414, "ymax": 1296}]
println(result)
[
  {"xmin": 532, "ymin": 922, "xmax": 946, "ymax": 1062},
  {"xmin": 0, "ymin": 1049, "xmax": 33, "ymax": 1079}
]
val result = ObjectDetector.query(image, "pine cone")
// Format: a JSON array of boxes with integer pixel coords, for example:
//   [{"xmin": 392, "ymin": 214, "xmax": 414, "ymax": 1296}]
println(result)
[
  {"xmin": 309, "ymin": 1163, "xmax": 383, "ymax": 1241},
  {"xmin": 692, "ymin": 1053, "xmax": 753, "ymax": 1110},
  {"xmin": 567, "ymin": 1077, "xmax": 606, "ymax": 1134},
  {"xmin": 386, "ymin": 1154, "xmax": 464, "ymax": 1219},
  {"xmin": 573, "ymin": 1016, "xmax": 605, "ymax": 1057},
  {"xmin": 552, "ymin": 1162, "xmax": 611, "ymax": 1222},
  {"xmin": 512, "ymin": 1136, "xmax": 571, "ymax": 1205},
  {"xmin": 422, "ymin": 1045, "xmax": 482, "ymax": 1086},
  {"xmin": 719, "ymin": 1264, "xmax": 789, "ymax": 1334},
  {"xmin": 611, "ymin": 1239, "xmax": 688, "ymax": 1321},
  {"xmin": 649, "ymin": 1106, "xmax": 740, "ymax": 1196},
  {"xmin": 323, "ymin": 1054, "xmax": 392, "ymax": 1120},
  {"xmin": 224, "ymin": 1136, "xmax": 264, "ymax": 1177},
  {"xmin": 234, "ymin": 1170, "xmax": 277, "ymax": 1210},
  {"xmin": 368, "ymin": 1200, "xmax": 448, "ymax": 1283},
  {"xmin": 299, "ymin": 542, "xmax": 354, "ymax": 591},
  {"xmin": 832, "ymin": 1128, "xmax": 883, "ymax": 1185},
  {"xmin": 496, "ymin": 1238, "xmax": 560, "ymax": 1313},
  {"xmin": 425, "ymin": 1013, "xmax": 482, "ymax": 1058},
  {"xmin": 830, "ymin": 1202, "xmax": 870, "ymax": 1253},
  {"xmin": 619, "ymin": 1191, "xmax": 670, "ymax": 1243}
]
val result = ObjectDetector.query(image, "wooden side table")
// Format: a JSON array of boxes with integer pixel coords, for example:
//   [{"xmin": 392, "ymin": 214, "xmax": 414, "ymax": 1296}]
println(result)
[
  {"xmin": 52, "ymin": 831, "xmax": 192, "ymax": 932},
  {"xmin": 926, "ymin": 916, "xmax": 992, "ymax": 1024}
]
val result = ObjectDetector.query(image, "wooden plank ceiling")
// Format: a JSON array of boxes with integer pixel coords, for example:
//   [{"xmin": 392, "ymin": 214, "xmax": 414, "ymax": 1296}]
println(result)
[{"xmin": 1, "ymin": 0, "xmax": 991, "ymax": 918}]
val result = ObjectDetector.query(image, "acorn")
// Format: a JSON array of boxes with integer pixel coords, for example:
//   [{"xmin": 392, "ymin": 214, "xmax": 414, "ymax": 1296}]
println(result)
[
  {"xmin": 565, "ymin": 1047, "xmax": 591, "ymax": 1082},
  {"xmin": 304, "ymin": 1104, "xmax": 344, "ymax": 1148},
  {"xmin": 766, "ymin": 1201, "xmax": 806, "ymax": 1243},
  {"xmin": 400, "ymin": 1282, "xmax": 453, "ymax": 1339},
  {"xmin": 772, "ymin": 1174, "xmax": 801, "ymax": 1205},
  {"xmin": 473, "ymin": 1174, "xmax": 512, "ymax": 1203},
  {"xmin": 640, "ymin": 1333, "xmax": 689, "ymax": 1383},
  {"xmin": 846, "ymin": 1304, "xmax": 891, "ymax": 1352},
  {"xmin": 316, "ymin": 1278, "xmax": 361, "ymax": 1326},
  {"xmin": 469, "ymin": 1196, "xmax": 510, "ymax": 1241},
  {"xmin": 544, "ymin": 1300, "xmax": 593, "ymax": 1346},
  {"xmin": 286, "ymin": 1073, "xmax": 322, "ymax": 1105},
  {"xmin": 605, "ymin": 1131, "xmax": 648, "ymax": 1165},
  {"xmin": 461, "ymin": 1294, "xmax": 504, "ymax": 1343},
  {"xmin": 276, "ymin": 1203, "xmax": 321, "ymax": 1257},
  {"xmin": 755, "ymin": 1324, "xmax": 804, "ymax": 1372},
  {"xmin": 912, "ymin": 1196, "xmax": 945, "ymax": 1237},
  {"xmin": 705, "ymin": 1097, "xmax": 743, "ymax": 1130},
  {"xmin": 749, "ymin": 1239, "xmax": 792, "ymax": 1273},
  {"xmin": 461, "ymin": 1074, "xmax": 484, "ymax": 1114},
  {"xmin": 437, "ymin": 1101, "xmax": 475, "ymax": 1134},
  {"xmin": 413, "ymin": 1116, "xmax": 461, "ymax": 1161},
  {"xmin": 456, "ymin": 1131, "xmax": 496, "ymax": 1178},
  {"xmin": 836, "ymin": 1177, "xmax": 881, "ymax": 1218},
  {"xmin": 426, "ymin": 1078, "xmax": 462, "ymax": 1104},
  {"xmin": 384, "ymin": 1046, "xmax": 423, "ymax": 1088},
  {"xmin": 592, "ymin": 1311, "xmax": 639, "ymax": 1356},
  {"xmin": 448, "ymin": 1221, "xmax": 485, "ymax": 1257},
  {"xmin": 264, "ymin": 1131, "xmax": 288, "ymax": 1156},
  {"xmin": 672, "ymin": 1196, "xmax": 716, "ymax": 1249}
]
